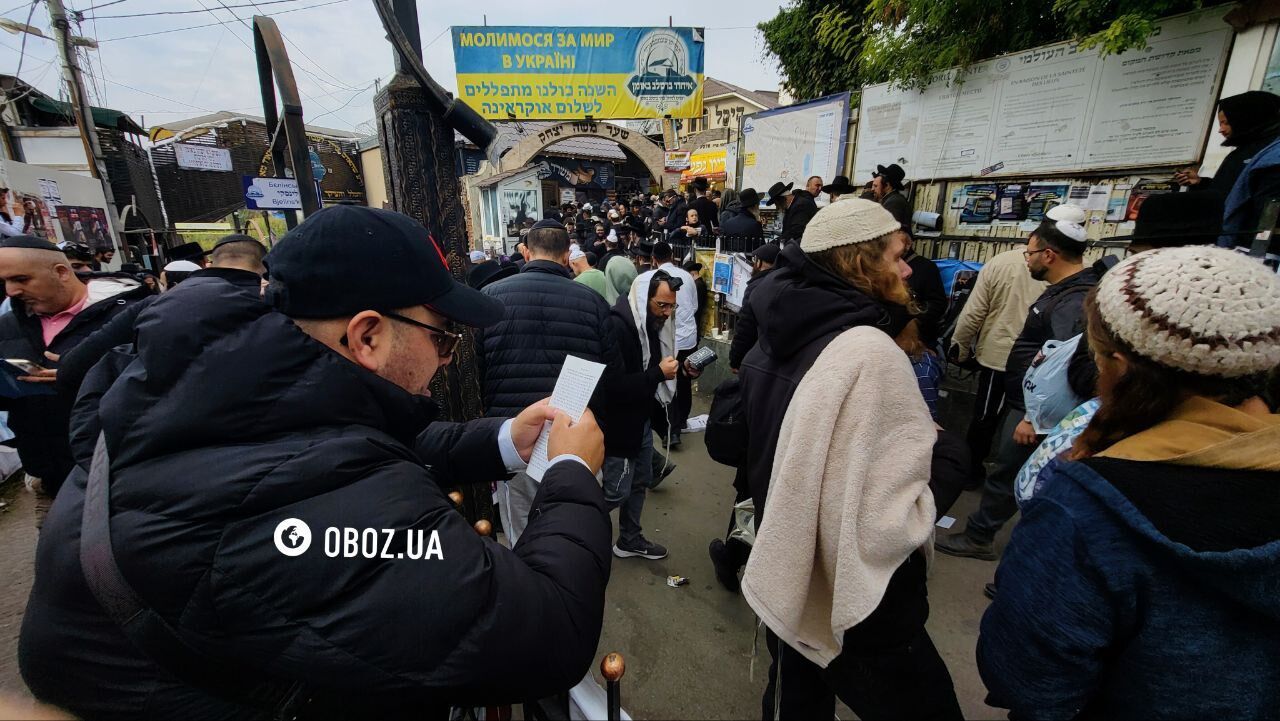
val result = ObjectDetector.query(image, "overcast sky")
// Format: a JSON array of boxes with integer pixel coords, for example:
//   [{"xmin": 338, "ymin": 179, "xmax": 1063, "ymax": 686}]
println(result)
[{"xmin": 0, "ymin": 0, "xmax": 784, "ymax": 134}]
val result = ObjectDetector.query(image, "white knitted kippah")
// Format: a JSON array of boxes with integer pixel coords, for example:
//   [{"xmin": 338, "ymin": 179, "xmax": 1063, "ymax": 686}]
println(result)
[
  {"xmin": 1096, "ymin": 246, "xmax": 1280, "ymax": 377},
  {"xmin": 800, "ymin": 198, "xmax": 902, "ymax": 254}
]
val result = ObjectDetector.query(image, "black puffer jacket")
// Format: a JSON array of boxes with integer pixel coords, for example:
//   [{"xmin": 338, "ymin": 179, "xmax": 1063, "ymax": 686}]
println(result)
[
  {"xmin": 477, "ymin": 260, "xmax": 622, "ymax": 418},
  {"xmin": 18, "ymin": 276, "xmax": 612, "ymax": 719},
  {"xmin": 0, "ymin": 276, "xmax": 149, "ymax": 494},
  {"xmin": 1003, "ymin": 260, "xmax": 1108, "ymax": 410},
  {"xmin": 739, "ymin": 244, "xmax": 909, "ymax": 519}
]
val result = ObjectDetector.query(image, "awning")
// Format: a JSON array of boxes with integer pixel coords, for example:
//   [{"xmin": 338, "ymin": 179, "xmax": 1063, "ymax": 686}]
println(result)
[
  {"xmin": 30, "ymin": 96, "xmax": 146, "ymax": 136},
  {"xmin": 681, "ymin": 148, "xmax": 727, "ymax": 181}
]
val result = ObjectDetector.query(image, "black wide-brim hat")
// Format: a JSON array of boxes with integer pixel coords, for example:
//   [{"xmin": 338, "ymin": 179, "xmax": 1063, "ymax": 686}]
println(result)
[
  {"xmin": 822, "ymin": 175, "xmax": 857, "ymax": 195},
  {"xmin": 630, "ymin": 239, "xmax": 655, "ymax": 257},
  {"xmin": 765, "ymin": 181, "xmax": 794, "ymax": 206},
  {"xmin": 874, "ymin": 164, "xmax": 907, "ymax": 188},
  {"xmin": 466, "ymin": 260, "xmax": 518, "ymax": 290},
  {"xmin": 265, "ymin": 205, "xmax": 504, "ymax": 327}
]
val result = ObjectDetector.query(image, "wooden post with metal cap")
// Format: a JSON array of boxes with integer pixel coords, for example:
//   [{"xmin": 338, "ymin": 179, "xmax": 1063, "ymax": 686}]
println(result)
[{"xmin": 45, "ymin": 0, "xmax": 125, "ymax": 258}]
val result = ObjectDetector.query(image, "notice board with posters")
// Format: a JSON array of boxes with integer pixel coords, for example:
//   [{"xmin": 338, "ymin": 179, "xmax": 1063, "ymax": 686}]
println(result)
[
  {"xmin": 452, "ymin": 26, "xmax": 705, "ymax": 120},
  {"xmin": 853, "ymin": 7, "xmax": 1233, "ymax": 182},
  {"xmin": 740, "ymin": 93, "xmax": 851, "ymax": 194}
]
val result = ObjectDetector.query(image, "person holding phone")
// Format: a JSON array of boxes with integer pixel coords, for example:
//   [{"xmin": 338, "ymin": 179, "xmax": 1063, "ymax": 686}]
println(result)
[{"xmin": 0, "ymin": 235, "xmax": 148, "ymax": 525}]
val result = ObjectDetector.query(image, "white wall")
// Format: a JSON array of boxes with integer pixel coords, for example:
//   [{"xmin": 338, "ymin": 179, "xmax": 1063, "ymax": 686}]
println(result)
[{"xmin": 15, "ymin": 133, "xmax": 92, "ymax": 175}]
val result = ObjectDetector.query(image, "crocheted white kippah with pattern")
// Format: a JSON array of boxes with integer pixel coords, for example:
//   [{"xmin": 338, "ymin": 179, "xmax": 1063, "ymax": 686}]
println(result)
[{"xmin": 1096, "ymin": 246, "xmax": 1280, "ymax": 377}]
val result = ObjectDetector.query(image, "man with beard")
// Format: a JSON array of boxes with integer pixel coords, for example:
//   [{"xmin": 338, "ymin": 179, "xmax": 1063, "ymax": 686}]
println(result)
[
  {"xmin": 936, "ymin": 216, "xmax": 1104, "ymax": 562},
  {"xmin": 602, "ymin": 271, "xmax": 682, "ymax": 560}
]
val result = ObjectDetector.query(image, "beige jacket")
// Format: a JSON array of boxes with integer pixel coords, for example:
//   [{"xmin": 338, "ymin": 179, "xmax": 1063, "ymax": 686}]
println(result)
[
  {"xmin": 741, "ymin": 326, "xmax": 937, "ymax": 668},
  {"xmin": 950, "ymin": 248, "xmax": 1046, "ymax": 371}
]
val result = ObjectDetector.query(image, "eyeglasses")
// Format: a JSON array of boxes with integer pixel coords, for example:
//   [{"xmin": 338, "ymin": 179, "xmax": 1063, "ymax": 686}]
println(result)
[
  {"xmin": 384, "ymin": 311, "xmax": 464, "ymax": 358},
  {"xmin": 653, "ymin": 301, "xmax": 678, "ymax": 311},
  {"xmin": 1023, "ymin": 248, "xmax": 1051, "ymax": 259}
]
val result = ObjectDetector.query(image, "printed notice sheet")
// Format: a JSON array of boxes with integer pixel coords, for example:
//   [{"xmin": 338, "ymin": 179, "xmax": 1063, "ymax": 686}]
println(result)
[{"xmin": 526, "ymin": 355, "xmax": 606, "ymax": 482}]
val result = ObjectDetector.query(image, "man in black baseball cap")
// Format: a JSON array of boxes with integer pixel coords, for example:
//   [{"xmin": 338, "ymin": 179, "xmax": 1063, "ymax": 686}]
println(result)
[{"xmin": 20, "ymin": 205, "xmax": 613, "ymax": 718}]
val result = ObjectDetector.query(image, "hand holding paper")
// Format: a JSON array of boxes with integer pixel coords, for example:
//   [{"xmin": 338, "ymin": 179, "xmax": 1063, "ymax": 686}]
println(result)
[{"xmin": 526, "ymin": 355, "xmax": 606, "ymax": 482}]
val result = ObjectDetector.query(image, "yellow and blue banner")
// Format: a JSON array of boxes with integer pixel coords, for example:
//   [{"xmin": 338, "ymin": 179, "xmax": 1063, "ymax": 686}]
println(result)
[{"xmin": 452, "ymin": 26, "xmax": 705, "ymax": 120}]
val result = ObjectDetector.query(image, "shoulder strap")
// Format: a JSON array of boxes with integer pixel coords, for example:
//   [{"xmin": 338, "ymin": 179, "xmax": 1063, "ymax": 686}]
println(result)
[{"xmin": 79, "ymin": 432, "xmax": 307, "ymax": 719}]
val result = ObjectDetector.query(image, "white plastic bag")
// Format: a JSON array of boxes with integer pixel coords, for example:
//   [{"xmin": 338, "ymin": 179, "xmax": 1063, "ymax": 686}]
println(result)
[{"xmin": 1022, "ymin": 334, "xmax": 1085, "ymax": 434}]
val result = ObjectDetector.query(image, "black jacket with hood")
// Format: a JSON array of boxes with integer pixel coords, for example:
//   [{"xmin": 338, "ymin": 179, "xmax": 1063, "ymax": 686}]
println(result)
[
  {"xmin": 738, "ymin": 244, "xmax": 910, "ymax": 518},
  {"xmin": 18, "ymin": 276, "xmax": 612, "ymax": 719},
  {"xmin": 0, "ymin": 274, "xmax": 150, "ymax": 493},
  {"xmin": 738, "ymin": 243, "xmax": 935, "ymax": 649}
]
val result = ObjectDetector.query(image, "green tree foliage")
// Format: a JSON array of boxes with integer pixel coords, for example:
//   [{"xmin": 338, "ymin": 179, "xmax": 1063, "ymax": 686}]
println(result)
[{"xmin": 759, "ymin": 0, "xmax": 1228, "ymax": 99}]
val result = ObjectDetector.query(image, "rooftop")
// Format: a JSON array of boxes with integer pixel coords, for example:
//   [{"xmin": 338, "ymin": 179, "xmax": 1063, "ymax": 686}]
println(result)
[
  {"xmin": 703, "ymin": 77, "xmax": 782, "ymax": 110},
  {"xmin": 148, "ymin": 111, "xmax": 361, "ymax": 144}
]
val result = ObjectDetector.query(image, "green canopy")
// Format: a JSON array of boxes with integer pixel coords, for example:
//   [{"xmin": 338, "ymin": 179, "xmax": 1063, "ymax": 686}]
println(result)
[{"xmin": 30, "ymin": 96, "xmax": 146, "ymax": 136}]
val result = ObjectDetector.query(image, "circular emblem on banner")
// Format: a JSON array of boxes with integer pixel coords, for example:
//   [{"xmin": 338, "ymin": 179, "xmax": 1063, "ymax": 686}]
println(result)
[{"xmin": 627, "ymin": 29, "xmax": 697, "ymax": 113}]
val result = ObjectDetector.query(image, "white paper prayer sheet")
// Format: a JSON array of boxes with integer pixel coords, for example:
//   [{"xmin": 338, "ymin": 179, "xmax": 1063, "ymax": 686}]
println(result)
[
  {"xmin": 936, "ymin": 515, "xmax": 957, "ymax": 530},
  {"xmin": 526, "ymin": 355, "xmax": 607, "ymax": 482}
]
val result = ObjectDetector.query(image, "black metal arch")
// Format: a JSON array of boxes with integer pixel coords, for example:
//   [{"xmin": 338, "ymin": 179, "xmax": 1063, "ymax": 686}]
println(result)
[{"xmin": 253, "ymin": 15, "xmax": 319, "ymax": 227}]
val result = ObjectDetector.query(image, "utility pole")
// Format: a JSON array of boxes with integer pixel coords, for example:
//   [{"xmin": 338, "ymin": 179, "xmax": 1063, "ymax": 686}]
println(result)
[{"xmin": 46, "ymin": 0, "xmax": 124, "ymax": 256}]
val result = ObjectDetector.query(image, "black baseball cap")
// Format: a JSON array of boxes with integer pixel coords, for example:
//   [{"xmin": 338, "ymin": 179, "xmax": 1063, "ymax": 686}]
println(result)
[
  {"xmin": 264, "ymin": 205, "xmax": 504, "ymax": 327},
  {"xmin": 748, "ymin": 243, "xmax": 781, "ymax": 264}
]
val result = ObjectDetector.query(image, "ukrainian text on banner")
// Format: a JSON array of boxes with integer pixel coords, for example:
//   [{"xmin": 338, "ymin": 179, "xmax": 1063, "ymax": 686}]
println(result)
[{"xmin": 452, "ymin": 26, "xmax": 705, "ymax": 120}]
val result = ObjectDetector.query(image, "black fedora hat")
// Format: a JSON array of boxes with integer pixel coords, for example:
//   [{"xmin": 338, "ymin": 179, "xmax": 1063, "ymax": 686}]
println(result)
[
  {"xmin": 466, "ymin": 259, "xmax": 518, "ymax": 290},
  {"xmin": 630, "ymin": 238, "xmax": 655, "ymax": 257},
  {"xmin": 738, "ymin": 187, "xmax": 761, "ymax": 208},
  {"xmin": 765, "ymin": 181, "xmax": 794, "ymax": 206},
  {"xmin": 873, "ymin": 164, "xmax": 906, "ymax": 189},
  {"xmin": 822, "ymin": 175, "xmax": 857, "ymax": 195}
]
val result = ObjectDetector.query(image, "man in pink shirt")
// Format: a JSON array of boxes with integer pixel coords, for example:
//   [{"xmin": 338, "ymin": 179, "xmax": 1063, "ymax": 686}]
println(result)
[{"xmin": 0, "ymin": 236, "xmax": 147, "ymax": 525}]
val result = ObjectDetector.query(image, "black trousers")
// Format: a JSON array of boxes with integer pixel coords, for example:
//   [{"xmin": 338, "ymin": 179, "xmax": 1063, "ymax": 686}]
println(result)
[
  {"xmin": 761, "ymin": 628, "xmax": 962, "ymax": 721},
  {"xmin": 669, "ymin": 347, "xmax": 695, "ymax": 434},
  {"xmin": 964, "ymin": 366, "xmax": 1006, "ymax": 484},
  {"xmin": 760, "ymin": 554, "xmax": 962, "ymax": 720}
]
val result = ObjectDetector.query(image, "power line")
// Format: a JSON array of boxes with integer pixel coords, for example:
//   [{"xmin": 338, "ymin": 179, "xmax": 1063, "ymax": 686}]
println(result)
[
  {"xmin": 85, "ymin": 0, "xmax": 309, "ymax": 20},
  {"xmin": 97, "ymin": 0, "xmax": 350, "ymax": 42},
  {"xmin": 78, "ymin": 0, "xmax": 130, "ymax": 12},
  {"xmin": 11, "ymin": 1, "xmax": 40, "ymax": 86},
  {"xmin": 306, "ymin": 81, "xmax": 375, "ymax": 125}
]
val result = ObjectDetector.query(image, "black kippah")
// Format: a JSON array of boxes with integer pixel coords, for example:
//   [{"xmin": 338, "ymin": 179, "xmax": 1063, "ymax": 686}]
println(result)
[
  {"xmin": 530, "ymin": 218, "xmax": 566, "ymax": 232},
  {"xmin": 0, "ymin": 235, "xmax": 60, "ymax": 252}
]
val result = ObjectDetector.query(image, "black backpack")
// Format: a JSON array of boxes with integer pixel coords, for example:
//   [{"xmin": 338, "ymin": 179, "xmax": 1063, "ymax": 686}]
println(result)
[
  {"xmin": 937, "ymin": 267, "xmax": 982, "ymax": 369},
  {"xmin": 705, "ymin": 378, "xmax": 748, "ymax": 467}
]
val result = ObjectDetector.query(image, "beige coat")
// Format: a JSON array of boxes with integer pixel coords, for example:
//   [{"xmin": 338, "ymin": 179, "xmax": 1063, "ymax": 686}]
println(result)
[
  {"xmin": 951, "ymin": 248, "xmax": 1046, "ymax": 371},
  {"xmin": 740, "ymin": 326, "xmax": 937, "ymax": 668}
]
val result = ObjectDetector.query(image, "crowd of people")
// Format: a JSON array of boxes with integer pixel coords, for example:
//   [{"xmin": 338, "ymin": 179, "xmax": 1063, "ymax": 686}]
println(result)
[{"xmin": 0, "ymin": 93, "xmax": 1275, "ymax": 721}]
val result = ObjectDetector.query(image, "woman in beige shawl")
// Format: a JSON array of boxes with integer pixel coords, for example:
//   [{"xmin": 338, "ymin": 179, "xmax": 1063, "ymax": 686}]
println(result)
[{"xmin": 737, "ymin": 198, "xmax": 962, "ymax": 720}]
